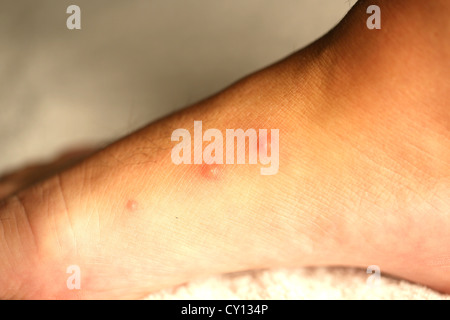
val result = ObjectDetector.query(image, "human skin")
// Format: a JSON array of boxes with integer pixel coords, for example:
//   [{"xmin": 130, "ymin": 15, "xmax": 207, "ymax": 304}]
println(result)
[{"xmin": 0, "ymin": 0, "xmax": 449, "ymax": 299}]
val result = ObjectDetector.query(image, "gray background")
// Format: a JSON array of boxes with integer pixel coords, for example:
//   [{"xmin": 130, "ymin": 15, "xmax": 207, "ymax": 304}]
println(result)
[{"xmin": 0, "ymin": 0, "xmax": 356, "ymax": 173}]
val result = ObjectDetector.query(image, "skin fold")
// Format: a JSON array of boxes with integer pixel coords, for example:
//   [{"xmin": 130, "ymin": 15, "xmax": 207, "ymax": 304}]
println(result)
[{"xmin": 0, "ymin": 0, "xmax": 449, "ymax": 299}]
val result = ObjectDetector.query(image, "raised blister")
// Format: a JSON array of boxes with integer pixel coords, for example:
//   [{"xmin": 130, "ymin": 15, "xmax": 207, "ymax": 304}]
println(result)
[
  {"xmin": 199, "ymin": 163, "xmax": 223, "ymax": 180},
  {"xmin": 126, "ymin": 200, "xmax": 138, "ymax": 212}
]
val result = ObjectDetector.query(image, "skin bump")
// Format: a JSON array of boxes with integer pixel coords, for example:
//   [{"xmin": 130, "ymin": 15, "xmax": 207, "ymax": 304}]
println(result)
[
  {"xmin": 126, "ymin": 200, "xmax": 138, "ymax": 212},
  {"xmin": 199, "ymin": 163, "xmax": 224, "ymax": 180}
]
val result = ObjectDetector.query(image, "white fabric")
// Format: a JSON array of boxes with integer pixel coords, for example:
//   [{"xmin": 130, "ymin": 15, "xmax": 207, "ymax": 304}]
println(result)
[{"xmin": 146, "ymin": 268, "xmax": 449, "ymax": 300}]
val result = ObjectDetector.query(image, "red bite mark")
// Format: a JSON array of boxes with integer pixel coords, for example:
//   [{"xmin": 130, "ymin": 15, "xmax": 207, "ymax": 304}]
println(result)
[
  {"xmin": 253, "ymin": 131, "xmax": 274, "ymax": 160},
  {"xmin": 258, "ymin": 138, "xmax": 273, "ymax": 156},
  {"xmin": 126, "ymin": 200, "xmax": 138, "ymax": 212},
  {"xmin": 200, "ymin": 163, "xmax": 223, "ymax": 180}
]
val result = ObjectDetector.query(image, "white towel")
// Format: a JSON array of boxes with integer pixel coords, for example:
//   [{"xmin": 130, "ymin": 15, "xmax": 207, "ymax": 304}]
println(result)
[{"xmin": 146, "ymin": 267, "xmax": 450, "ymax": 300}]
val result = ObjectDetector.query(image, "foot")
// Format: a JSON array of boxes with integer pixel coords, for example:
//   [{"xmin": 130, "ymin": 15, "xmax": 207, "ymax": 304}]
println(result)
[{"xmin": 0, "ymin": 0, "xmax": 449, "ymax": 299}]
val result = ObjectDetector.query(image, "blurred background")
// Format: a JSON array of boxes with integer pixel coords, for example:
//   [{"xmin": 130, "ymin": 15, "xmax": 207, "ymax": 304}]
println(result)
[{"xmin": 0, "ymin": 0, "xmax": 356, "ymax": 173}]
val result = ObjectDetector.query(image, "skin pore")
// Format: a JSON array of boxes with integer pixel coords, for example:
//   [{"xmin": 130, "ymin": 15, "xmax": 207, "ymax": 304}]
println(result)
[{"xmin": 0, "ymin": 0, "xmax": 449, "ymax": 299}]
